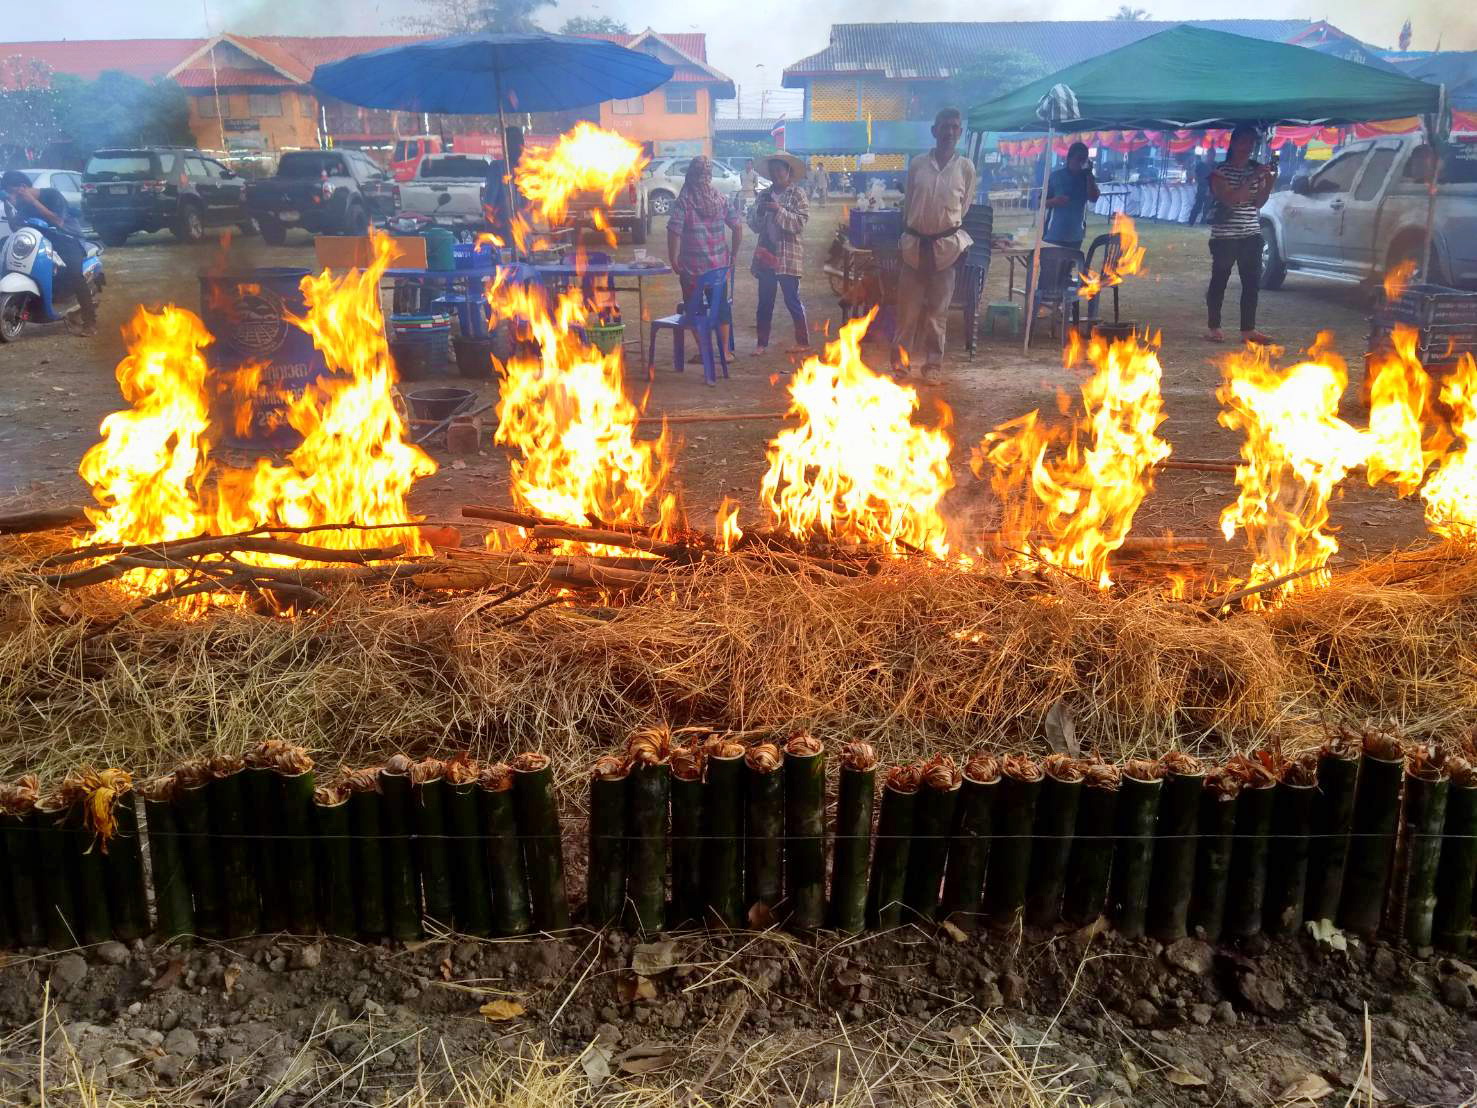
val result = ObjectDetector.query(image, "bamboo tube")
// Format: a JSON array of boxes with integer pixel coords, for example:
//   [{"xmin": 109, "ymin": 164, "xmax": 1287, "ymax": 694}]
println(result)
[
  {"xmin": 1399, "ymin": 747, "xmax": 1448, "ymax": 950},
  {"xmin": 831, "ymin": 742, "xmax": 879, "ymax": 932},
  {"xmin": 274, "ymin": 746, "xmax": 317, "ymax": 934},
  {"xmin": 587, "ymin": 755, "xmax": 630, "ymax": 927},
  {"xmin": 444, "ymin": 759, "xmax": 492, "ymax": 938},
  {"xmin": 985, "ymin": 756, "xmax": 1043, "ymax": 929},
  {"xmin": 1305, "ymin": 730, "xmax": 1361, "ymax": 924},
  {"xmin": 1265, "ymin": 754, "xmax": 1317, "ymax": 935},
  {"xmin": 668, "ymin": 745, "xmax": 705, "ymax": 928},
  {"xmin": 867, "ymin": 764, "xmax": 921, "ymax": 929},
  {"xmin": 173, "ymin": 762, "xmax": 222, "ymax": 938},
  {"xmin": 1190, "ymin": 768, "xmax": 1240, "ymax": 942},
  {"xmin": 243, "ymin": 741, "xmax": 288, "ymax": 933},
  {"xmin": 941, "ymin": 754, "xmax": 1000, "ymax": 924},
  {"xmin": 138, "ymin": 777, "xmax": 191, "ymax": 941},
  {"xmin": 1026, "ymin": 755, "xmax": 1084, "ymax": 929},
  {"xmin": 35, "ymin": 795, "xmax": 83, "ymax": 948},
  {"xmin": 312, "ymin": 782, "xmax": 355, "ymax": 938},
  {"xmin": 1147, "ymin": 752, "xmax": 1205, "ymax": 942},
  {"xmin": 0, "ymin": 777, "xmax": 44, "ymax": 946},
  {"xmin": 626, "ymin": 729, "xmax": 671, "ymax": 934},
  {"xmin": 1339, "ymin": 728, "xmax": 1405, "ymax": 937},
  {"xmin": 512, "ymin": 753, "xmax": 568, "ymax": 931},
  {"xmin": 1434, "ymin": 756, "xmax": 1477, "ymax": 953},
  {"xmin": 1063, "ymin": 762, "xmax": 1121, "ymax": 925},
  {"xmin": 380, "ymin": 754, "xmax": 424, "ymax": 941},
  {"xmin": 410, "ymin": 758, "xmax": 455, "ymax": 929},
  {"xmin": 86, "ymin": 770, "xmax": 149, "ymax": 942},
  {"xmin": 344, "ymin": 769, "xmax": 387, "ymax": 938},
  {"xmin": 480, "ymin": 764, "xmax": 532, "ymax": 936},
  {"xmin": 744, "ymin": 741, "xmax": 785, "ymax": 921},
  {"xmin": 1111, "ymin": 760, "xmax": 1163, "ymax": 939},
  {"xmin": 906, "ymin": 755, "xmax": 962, "ymax": 922},
  {"xmin": 207, "ymin": 755, "xmax": 258, "ymax": 938},
  {"xmin": 1223, "ymin": 754, "xmax": 1276, "ymax": 940},
  {"xmin": 701, "ymin": 738, "xmax": 746, "ymax": 928},
  {"xmin": 784, "ymin": 733, "xmax": 827, "ymax": 930}
]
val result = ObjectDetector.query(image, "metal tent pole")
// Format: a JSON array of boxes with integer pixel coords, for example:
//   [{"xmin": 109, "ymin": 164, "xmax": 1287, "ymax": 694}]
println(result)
[
  {"xmin": 493, "ymin": 64, "xmax": 519, "ymax": 263},
  {"xmin": 1022, "ymin": 122, "xmax": 1054, "ymax": 354},
  {"xmin": 1421, "ymin": 84, "xmax": 1447, "ymax": 284}
]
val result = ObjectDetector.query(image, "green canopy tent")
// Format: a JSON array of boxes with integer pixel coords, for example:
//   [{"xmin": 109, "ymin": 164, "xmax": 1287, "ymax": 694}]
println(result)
[
  {"xmin": 968, "ymin": 25, "xmax": 1442, "ymax": 133},
  {"xmin": 967, "ymin": 25, "xmax": 1446, "ymax": 352}
]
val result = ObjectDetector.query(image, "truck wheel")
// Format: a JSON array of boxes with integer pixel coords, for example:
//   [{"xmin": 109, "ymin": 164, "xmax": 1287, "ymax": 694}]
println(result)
[
  {"xmin": 1259, "ymin": 223, "xmax": 1287, "ymax": 290},
  {"xmin": 345, "ymin": 202, "xmax": 369, "ymax": 234},
  {"xmin": 174, "ymin": 203, "xmax": 205, "ymax": 244},
  {"xmin": 648, "ymin": 190, "xmax": 675, "ymax": 216},
  {"xmin": 1387, "ymin": 238, "xmax": 1447, "ymax": 288},
  {"xmin": 100, "ymin": 229, "xmax": 129, "ymax": 248},
  {"xmin": 0, "ymin": 294, "xmax": 25, "ymax": 342},
  {"xmin": 258, "ymin": 217, "xmax": 287, "ymax": 246}
]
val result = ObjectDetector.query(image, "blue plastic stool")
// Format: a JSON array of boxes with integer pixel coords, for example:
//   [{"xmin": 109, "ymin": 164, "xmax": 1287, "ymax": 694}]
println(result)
[
  {"xmin": 647, "ymin": 267, "xmax": 731, "ymax": 384},
  {"xmin": 984, "ymin": 302, "xmax": 1023, "ymax": 337}
]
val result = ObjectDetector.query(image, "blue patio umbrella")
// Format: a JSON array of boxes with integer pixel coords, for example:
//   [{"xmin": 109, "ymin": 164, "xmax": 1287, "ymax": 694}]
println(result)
[{"xmin": 312, "ymin": 33, "xmax": 675, "ymax": 254}]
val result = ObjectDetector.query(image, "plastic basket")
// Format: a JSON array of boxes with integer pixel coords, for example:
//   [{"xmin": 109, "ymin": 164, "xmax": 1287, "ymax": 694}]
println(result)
[
  {"xmin": 848, "ymin": 209, "xmax": 903, "ymax": 249},
  {"xmin": 587, "ymin": 322, "xmax": 626, "ymax": 356},
  {"xmin": 1377, "ymin": 283, "xmax": 1477, "ymax": 328}
]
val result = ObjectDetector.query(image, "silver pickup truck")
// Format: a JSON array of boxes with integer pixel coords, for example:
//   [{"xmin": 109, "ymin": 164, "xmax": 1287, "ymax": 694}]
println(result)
[
  {"xmin": 398, "ymin": 153, "xmax": 491, "ymax": 228},
  {"xmin": 1260, "ymin": 135, "xmax": 1477, "ymax": 291}
]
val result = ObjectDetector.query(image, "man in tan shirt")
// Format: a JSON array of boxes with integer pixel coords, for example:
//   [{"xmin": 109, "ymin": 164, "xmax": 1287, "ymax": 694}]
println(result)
[{"xmin": 893, "ymin": 108, "xmax": 976, "ymax": 381}]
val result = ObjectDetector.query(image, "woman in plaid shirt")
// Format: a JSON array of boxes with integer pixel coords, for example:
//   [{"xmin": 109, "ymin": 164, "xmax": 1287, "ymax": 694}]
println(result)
[
  {"xmin": 666, "ymin": 156, "xmax": 743, "ymax": 303},
  {"xmin": 748, "ymin": 153, "xmax": 811, "ymax": 356}
]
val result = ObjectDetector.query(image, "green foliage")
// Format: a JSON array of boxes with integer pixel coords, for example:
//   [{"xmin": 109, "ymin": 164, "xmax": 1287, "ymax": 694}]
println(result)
[
  {"xmin": 51, "ymin": 72, "xmax": 194, "ymax": 154},
  {"xmin": 0, "ymin": 57, "xmax": 61, "ymax": 159},
  {"xmin": 1114, "ymin": 6, "xmax": 1151, "ymax": 19},
  {"xmin": 476, "ymin": 0, "xmax": 555, "ymax": 31},
  {"xmin": 939, "ymin": 50, "xmax": 1050, "ymax": 115},
  {"xmin": 560, "ymin": 15, "xmax": 629, "ymax": 34}
]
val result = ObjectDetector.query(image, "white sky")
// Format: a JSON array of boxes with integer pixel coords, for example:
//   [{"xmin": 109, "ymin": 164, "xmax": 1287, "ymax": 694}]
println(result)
[{"xmin": 8, "ymin": 0, "xmax": 1473, "ymax": 120}]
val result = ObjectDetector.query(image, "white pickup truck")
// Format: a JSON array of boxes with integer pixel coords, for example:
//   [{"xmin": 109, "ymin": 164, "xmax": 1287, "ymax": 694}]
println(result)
[
  {"xmin": 397, "ymin": 153, "xmax": 491, "ymax": 228},
  {"xmin": 1260, "ymin": 135, "xmax": 1477, "ymax": 290}
]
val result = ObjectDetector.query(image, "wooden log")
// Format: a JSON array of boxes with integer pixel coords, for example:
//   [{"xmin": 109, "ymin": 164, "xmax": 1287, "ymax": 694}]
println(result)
[{"xmin": 0, "ymin": 505, "xmax": 89, "ymax": 534}]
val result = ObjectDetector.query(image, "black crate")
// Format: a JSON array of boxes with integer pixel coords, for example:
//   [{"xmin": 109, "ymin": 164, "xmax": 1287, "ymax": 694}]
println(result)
[{"xmin": 1377, "ymin": 283, "xmax": 1477, "ymax": 328}]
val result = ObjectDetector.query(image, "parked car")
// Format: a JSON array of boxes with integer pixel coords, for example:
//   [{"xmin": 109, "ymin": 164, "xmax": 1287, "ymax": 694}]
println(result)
[
  {"xmin": 558, "ymin": 173, "xmax": 649, "ymax": 244},
  {"xmin": 82, "ymin": 148, "xmax": 252, "ymax": 246},
  {"xmin": 1260, "ymin": 134, "xmax": 1477, "ymax": 290},
  {"xmin": 398, "ymin": 153, "xmax": 491, "ymax": 227},
  {"xmin": 640, "ymin": 157, "xmax": 744, "ymax": 217},
  {"xmin": 247, "ymin": 149, "xmax": 400, "ymax": 245}
]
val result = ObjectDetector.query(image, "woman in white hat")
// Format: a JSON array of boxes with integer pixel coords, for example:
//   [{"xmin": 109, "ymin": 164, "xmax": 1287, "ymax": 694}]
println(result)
[{"xmin": 747, "ymin": 152, "xmax": 811, "ymax": 356}]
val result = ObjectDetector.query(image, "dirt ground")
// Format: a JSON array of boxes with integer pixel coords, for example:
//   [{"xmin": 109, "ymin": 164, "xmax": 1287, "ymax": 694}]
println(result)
[{"xmin": 0, "ymin": 209, "xmax": 1434, "ymax": 571}]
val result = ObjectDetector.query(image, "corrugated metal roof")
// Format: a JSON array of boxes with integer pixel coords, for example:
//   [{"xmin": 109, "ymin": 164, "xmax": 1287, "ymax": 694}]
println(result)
[
  {"xmin": 782, "ymin": 20, "xmax": 1318, "ymax": 86},
  {"xmin": 714, "ymin": 117, "xmax": 784, "ymax": 132}
]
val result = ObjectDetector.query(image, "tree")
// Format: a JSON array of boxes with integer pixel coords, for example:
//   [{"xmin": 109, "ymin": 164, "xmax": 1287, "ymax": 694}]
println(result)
[
  {"xmin": 400, "ymin": 0, "xmax": 555, "ymax": 33},
  {"xmin": 938, "ymin": 50, "xmax": 1050, "ymax": 115},
  {"xmin": 560, "ymin": 16, "xmax": 629, "ymax": 34},
  {"xmin": 51, "ymin": 72, "xmax": 194, "ymax": 154},
  {"xmin": 0, "ymin": 57, "xmax": 61, "ymax": 164},
  {"xmin": 1113, "ymin": 6, "xmax": 1151, "ymax": 19}
]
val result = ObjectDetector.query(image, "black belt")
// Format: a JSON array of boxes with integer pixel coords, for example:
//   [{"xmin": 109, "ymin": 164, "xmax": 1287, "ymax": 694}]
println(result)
[{"xmin": 905, "ymin": 224, "xmax": 962, "ymax": 272}]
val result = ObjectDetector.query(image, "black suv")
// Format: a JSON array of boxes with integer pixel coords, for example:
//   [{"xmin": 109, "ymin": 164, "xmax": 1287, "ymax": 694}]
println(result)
[
  {"xmin": 246, "ymin": 149, "xmax": 399, "ymax": 245},
  {"xmin": 82, "ymin": 148, "xmax": 254, "ymax": 246}
]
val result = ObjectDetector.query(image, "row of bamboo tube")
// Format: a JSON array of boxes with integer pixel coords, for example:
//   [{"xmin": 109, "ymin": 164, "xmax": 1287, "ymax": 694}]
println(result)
[{"xmin": 1, "ymin": 727, "xmax": 1474, "ymax": 952}]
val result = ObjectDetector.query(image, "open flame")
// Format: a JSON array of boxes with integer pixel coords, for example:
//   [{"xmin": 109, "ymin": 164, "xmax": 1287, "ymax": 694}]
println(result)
[
  {"xmin": 215, "ymin": 233, "xmax": 435, "ymax": 554},
  {"xmin": 759, "ymin": 312, "xmax": 953, "ymax": 557},
  {"xmin": 485, "ymin": 273, "xmax": 671, "ymax": 532},
  {"xmin": 1364, "ymin": 325, "xmax": 1434, "ymax": 497},
  {"xmin": 1383, "ymin": 258, "xmax": 1419, "ymax": 303},
  {"xmin": 1077, "ymin": 213, "xmax": 1145, "ymax": 301},
  {"xmin": 1420, "ymin": 354, "xmax": 1477, "ymax": 537},
  {"xmin": 1217, "ymin": 337, "xmax": 1369, "ymax": 606},
  {"xmin": 78, "ymin": 307, "xmax": 214, "ymax": 548},
  {"xmin": 974, "ymin": 330, "xmax": 1171, "ymax": 587},
  {"xmin": 515, "ymin": 122, "xmax": 647, "ymax": 237}
]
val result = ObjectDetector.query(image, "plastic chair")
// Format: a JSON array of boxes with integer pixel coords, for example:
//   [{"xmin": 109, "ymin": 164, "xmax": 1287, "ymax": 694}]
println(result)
[
  {"xmin": 1023, "ymin": 246, "xmax": 1084, "ymax": 349},
  {"xmin": 1078, "ymin": 232, "xmax": 1124, "ymax": 323},
  {"xmin": 646, "ymin": 267, "xmax": 731, "ymax": 384}
]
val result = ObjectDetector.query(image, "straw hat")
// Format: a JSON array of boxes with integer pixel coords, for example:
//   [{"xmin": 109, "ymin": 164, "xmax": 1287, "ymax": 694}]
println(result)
[{"xmin": 760, "ymin": 151, "xmax": 807, "ymax": 182}]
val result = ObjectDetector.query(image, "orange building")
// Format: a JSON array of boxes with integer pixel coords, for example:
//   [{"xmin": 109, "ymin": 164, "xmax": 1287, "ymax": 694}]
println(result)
[{"xmin": 580, "ymin": 31, "xmax": 735, "ymax": 158}]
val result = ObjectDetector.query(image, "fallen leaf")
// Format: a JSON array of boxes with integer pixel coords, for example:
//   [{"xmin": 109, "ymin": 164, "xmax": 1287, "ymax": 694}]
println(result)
[
  {"xmin": 439, "ymin": 958, "xmax": 453, "ymax": 982},
  {"xmin": 939, "ymin": 920, "xmax": 969, "ymax": 943},
  {"xmin": 1042, "ymin": 697, "xmax": 1079, "ymax": 756},
  {"xmin": 223, "ymin": 964, "xmax": 242, "ymax": 997},
  {"xmin": 580, "ymin": 1043, "xmax": 613, "ymax": 1087},
  {"xmin": 631, "ymin": 941, "xmax": 680, "ymax": 977},
  {"xmin": 747, "ymin": 902, "xmax": 775, "ymax": 929},
  {"xmin": 479, "ymin": 999, "xmax": 526, "ymax": 1021},
  {"xmin": 1164, "ymin": 1067, "xmax": 1207, "ymax": 1087},
  {"xmin": 1279, "ymin": 1072, "xmax": 1335, "ymax": 1103},
  {"xmin": 617, "ymin": 974, "xmax": 658, "ymax": 1002},
  {"xmin": 619, "ymin": 1052, "xmax": 677, "ymax": 1075},
  {"xmin": 1305, "ymin": 917, "xmax": 1348, "ymax": 952},
  {"xmin": 151, "ymin": 958, "xmax": 185, "ymax": 993},
  {"xmin": 1352, "ymin": 1072, "xmax": 1387, "ymax": 1102}
]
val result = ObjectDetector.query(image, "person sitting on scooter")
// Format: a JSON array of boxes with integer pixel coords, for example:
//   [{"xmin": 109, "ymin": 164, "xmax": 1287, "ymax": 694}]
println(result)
[{"xmin": 1, "ymin": 170, "xmax": 96, "ymax": 335}]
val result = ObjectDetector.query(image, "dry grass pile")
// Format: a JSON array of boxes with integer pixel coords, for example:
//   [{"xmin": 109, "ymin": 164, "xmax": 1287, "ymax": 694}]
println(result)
[{"xmin": 2, "ymin": 537, "xmax": 1475, "ymax": 794}]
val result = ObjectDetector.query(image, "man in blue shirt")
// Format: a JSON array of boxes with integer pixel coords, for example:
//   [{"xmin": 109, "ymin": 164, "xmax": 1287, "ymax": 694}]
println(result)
[{"xmin": 1042, "ymin": 141, "xmax": 1099, "ymax": 250}]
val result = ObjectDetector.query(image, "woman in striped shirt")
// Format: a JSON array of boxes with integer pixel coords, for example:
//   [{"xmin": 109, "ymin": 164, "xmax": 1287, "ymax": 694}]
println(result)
[{"xmin": 1206, "ymin": 124, "xmax": 1276, "ymax": 344}]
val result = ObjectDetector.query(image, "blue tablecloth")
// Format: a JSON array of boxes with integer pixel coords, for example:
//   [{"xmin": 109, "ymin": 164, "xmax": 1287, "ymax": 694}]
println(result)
[{"xmin": 533, "ymin": 262, "xmax": 673, "ymax": 279}]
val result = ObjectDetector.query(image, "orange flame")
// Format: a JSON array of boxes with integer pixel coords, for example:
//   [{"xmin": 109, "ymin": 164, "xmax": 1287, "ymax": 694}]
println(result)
[
  {"xmin": 1077, "ymin": 213, "xmax": 1145, "ymax": 300},
  {"xmin": 1421, "ymin": 354, "xmax": 1477, "ymax": 537},
  {"xmin": 515, "ymin": 123, "xmax": 647, "ymax": 233},
  {"xmin": 715, "ymin": 498, "xmax": 744, "ymax": 552},
  {"xmin": 1217, "ymin": 337, "xmax": 1368, "ymax": 606},
  {"xmin": 485, "ymin": 273, "xmax": 671, "ymax": 533},
  {"xmin": 974, "ymin": 330, "xmax": 1171, "ymax": 586},
  {"xmin": 78, "ymin": 307, "xmax": 214, "ymax": 548},
  {"xmin": 760, "ymin": 311, "xmax": 953, "ymax": 557},
  {"xmin": 215, "ymin": 232, "xmax": 436, "ymax": 554},
  {"xmin": 1383, "ymin": 258, "xmax": 1418, "ymax": 303},
  {"xmin": 1364, "ymin": 325, "xmax": 1434, "ymax": 497}
]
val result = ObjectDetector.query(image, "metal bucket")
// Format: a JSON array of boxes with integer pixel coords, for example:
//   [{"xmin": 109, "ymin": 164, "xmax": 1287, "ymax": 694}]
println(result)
[{"xmin": 200, "ymin": 268, "xmax": 340, "ymax": 448}]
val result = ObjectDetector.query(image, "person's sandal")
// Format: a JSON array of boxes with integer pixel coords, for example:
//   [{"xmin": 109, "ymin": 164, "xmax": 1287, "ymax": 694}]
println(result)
[
  {"xmin": 1204, "ymin": 329, "xmax": 1225, "ymax": 343},
  {"xmin": 1242, "ymin": 330, "xmax": 1274, "ymax": 345},
  {"xmin": 749, "ymin": 347, "xmax": 768, "ymax": 358}
]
